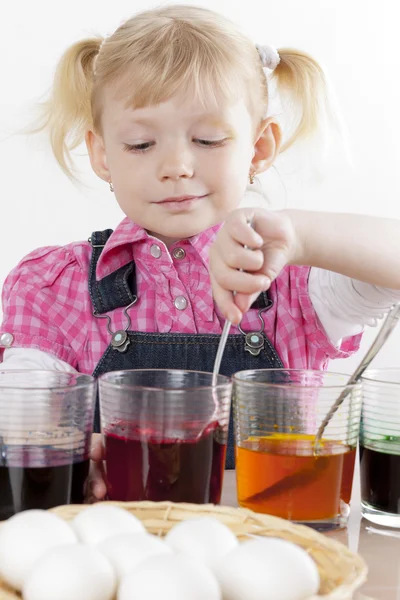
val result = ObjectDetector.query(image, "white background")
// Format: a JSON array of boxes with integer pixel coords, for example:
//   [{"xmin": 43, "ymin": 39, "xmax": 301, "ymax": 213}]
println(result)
[{"xmin": 1, "ymin": 0, "xmax": 399, "ymax": 374}]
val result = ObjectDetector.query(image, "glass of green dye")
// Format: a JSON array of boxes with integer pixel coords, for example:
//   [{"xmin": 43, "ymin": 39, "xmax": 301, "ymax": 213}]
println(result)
[{"xmin": 360, "ymin": 369, "xmax": 400, "ymax": 527}]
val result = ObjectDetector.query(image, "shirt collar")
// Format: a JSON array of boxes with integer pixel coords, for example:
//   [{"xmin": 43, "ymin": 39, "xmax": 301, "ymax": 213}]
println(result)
[
  {"xmin": 94, "ymin": 217, "xmax": 223, "ymax": 280},
  {"xmin": 187, "ymin": 223, "xmax": 222, "ymax": 268},
  {"xmin": 95, "ymin": 218, "xmax": 146, "ymax": 280}
]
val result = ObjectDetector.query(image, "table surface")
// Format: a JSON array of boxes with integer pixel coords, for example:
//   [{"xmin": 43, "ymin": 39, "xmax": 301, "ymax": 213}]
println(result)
[{"xmin": 220, "ymin": 469, "xmax": 400, "ymax": 600}]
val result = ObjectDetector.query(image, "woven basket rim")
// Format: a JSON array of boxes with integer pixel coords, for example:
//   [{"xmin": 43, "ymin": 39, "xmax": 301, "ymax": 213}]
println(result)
[{"xmin": 0, "ymin": 501, "xmax": 368, "ymax": 600}]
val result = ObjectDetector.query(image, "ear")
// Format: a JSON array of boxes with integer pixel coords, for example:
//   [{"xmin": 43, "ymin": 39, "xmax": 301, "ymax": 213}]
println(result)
[
  {"xmin": 251, "ymin": 118, "xmax": 282, "ymax": 175},
  {"xmin": 85, "ymin": 130, "xmax": 110, "ymax": 183}
]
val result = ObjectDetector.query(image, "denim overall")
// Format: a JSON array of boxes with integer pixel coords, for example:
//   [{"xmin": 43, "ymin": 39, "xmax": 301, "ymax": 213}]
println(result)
[{"xmin": 89, "ymin": 230, "xmax": 283, "ymax": 468}]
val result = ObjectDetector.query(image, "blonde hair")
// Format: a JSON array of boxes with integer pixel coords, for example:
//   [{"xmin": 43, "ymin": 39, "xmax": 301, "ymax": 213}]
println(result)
[{"xmin": 37, "ymin": 5, "xmax": 334, "ymax": 177}]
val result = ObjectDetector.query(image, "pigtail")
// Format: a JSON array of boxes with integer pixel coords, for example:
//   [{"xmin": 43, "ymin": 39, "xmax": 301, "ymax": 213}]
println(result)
[
  {"xmin": 272, "ymin": 49, "xmax": 334, "ymax": 153},
  {"xmin": 36, "ymin": 38, "xmax": 102, "ymax": 177}
]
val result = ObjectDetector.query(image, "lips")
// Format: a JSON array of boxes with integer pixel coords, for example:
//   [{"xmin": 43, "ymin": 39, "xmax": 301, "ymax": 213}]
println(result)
[{"xmin": 158, "ymin": 195, "xmax": 205, "ymax": 204}]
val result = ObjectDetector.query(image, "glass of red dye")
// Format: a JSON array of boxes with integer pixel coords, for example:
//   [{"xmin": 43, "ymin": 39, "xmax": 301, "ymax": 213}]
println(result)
[
  {"xmin": 98, "ymin": 369, "xmax": 232, "ymax": 504},
  {"xmin": 0, "ymin": 370, "xmax": 96, "ymax": 520}
]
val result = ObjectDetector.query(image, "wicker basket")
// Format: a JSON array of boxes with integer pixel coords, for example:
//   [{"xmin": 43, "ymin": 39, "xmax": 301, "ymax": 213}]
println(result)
[{"xmin": 0, "ymin": 501, "xmax": 367, "ymax": 600}]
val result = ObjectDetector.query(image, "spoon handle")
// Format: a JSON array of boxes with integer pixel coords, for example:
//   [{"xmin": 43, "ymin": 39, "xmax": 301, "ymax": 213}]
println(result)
[
  {"xmin": 314, "ymin": 302, "xmax": 400, "ymax": 450},
  {"xmin": 212, "ymin": 319, "xmax": 232, "ymax": 387},
  {"xmin": 346, "ymin": 303, "xmax": 400, "ymax": 385}
]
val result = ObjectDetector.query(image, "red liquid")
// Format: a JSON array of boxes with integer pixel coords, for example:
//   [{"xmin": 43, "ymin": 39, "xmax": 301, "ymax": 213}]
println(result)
[
  {"xmin": 104, "ymin": 421, "xmax": 226, "ymax": 503},
  {"xmin": 0, "ymin": 458, "xmax": 89, "ymax": 520}
]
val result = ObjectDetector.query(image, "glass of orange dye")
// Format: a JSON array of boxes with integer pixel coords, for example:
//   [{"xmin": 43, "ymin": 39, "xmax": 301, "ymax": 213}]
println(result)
[{"xmin": 233, "ymin": 370, "xmax": 362, "ymax": 531}]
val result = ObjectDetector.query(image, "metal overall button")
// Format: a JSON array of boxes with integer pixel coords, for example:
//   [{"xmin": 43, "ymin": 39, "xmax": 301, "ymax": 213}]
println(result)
[
  {"xmin": 93, "ymin": 298, "xmax": 138, "ymax": 353},
  {"xmin": 111, "ymin": 330, "xmax": 130, "ymax": 352},
  {"xmin": 238, "ymin": 308, "xmax": 267, "ymax": 357},
  {"xmin": 244, "ymin": 332, "xmax": 265, "ymax": 356}
]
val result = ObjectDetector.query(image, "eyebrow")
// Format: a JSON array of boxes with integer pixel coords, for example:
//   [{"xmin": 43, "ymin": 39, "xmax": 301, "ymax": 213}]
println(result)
[
  {"xmin": 113, "ymin": 109, "xmax": 239, "ymax": 142},
  {"xmin": 121, "ymin": 117, "xmax": 157, "ymax": 129},
  {"xmin": 122, "ymin": 114, "xmax": 235, "ymax": 131},
  {"xmin": 196, "ymin": 117, "xmax": 235, "ymax": 135}
]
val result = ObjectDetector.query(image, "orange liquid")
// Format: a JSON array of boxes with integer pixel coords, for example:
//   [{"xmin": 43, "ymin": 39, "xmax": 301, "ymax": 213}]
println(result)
[{"xmin": 236, "ymin": 434, "xmax": 356, "ymax": 521}]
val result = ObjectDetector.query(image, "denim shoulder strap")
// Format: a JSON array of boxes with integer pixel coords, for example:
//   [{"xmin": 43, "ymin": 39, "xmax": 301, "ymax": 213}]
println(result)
[
  {"xmin": 251, "ymin": 290, "xmax": 273, "ymax": 310},
  {"xmin": 88, "ymin": 229, "xmax": 270, "ymax": 314},
  {"xmin": 88, "ymin": 229, "xmax": 137, "ymax": 314}
]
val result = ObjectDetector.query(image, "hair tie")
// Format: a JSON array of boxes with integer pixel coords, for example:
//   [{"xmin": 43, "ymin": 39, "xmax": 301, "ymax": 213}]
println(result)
[
  {"xmin": 93, "ymin": 37, "xmax": 107, "ymax": 75},
  {"xmin": 256, "ymin": 44, "xmax": 280, "ymax": 70}
]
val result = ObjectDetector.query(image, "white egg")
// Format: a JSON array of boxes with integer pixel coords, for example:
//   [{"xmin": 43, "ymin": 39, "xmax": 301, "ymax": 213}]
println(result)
[
  {"xmin": 97, "ymin": 532, "xmax": 172, "ymax": 581},
  {"xmin": 165, "ymin": 517, "xmax": 239, "ymax": 569},
  {"xmin": 71, "ymin": 504, "xmax": 145, "ymax": 545},
  {"xmin": 118, "ymin": 554, "xmax": 221, "ymax": 600},
  {"xmin": 0, "ymin": 509, "xmax": 77, "ymax": 591},
  {"xmin": 214, "ymin": 537, "xmax": 320, "ymax": 600},
  {"xmin": 23, "ymin": 543, "xmax": 116, "ymax": 600}
]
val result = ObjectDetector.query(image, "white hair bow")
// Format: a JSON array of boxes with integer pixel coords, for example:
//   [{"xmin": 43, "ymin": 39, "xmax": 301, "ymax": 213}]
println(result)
[{"xmin": 256, "ymin": 44, "xmax": 280, "ymax": 70}]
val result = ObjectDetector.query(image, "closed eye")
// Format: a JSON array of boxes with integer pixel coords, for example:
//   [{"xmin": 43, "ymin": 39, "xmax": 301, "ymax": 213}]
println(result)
[
  {"xmin": 194, "ymin": 138, "xmax": 227, "ymax": 148},
  {"xmin": 123, "ymin": 142, "xmax": 155, "ymax": 153},
  {"xmin": 123, "ymin": 138, "xmax": 227, "ymax": 153}
]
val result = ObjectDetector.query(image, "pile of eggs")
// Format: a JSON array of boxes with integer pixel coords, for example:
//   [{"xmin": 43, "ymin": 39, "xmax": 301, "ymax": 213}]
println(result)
[{"xmin": 0, "ymin": 505, "xmax": 320, "ymax": 600}]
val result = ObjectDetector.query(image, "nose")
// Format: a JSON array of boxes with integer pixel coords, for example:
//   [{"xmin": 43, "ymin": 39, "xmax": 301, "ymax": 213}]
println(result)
[{"xmin": 158, "ymin": 143, "xmax": 194, "ymax": 181}]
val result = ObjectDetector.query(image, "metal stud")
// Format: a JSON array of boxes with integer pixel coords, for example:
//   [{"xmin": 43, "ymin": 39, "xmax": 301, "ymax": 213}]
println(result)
[
  {"xmin": 172, "ymin": 247, "xmax": 186, "ymax": 260},
  {"xmin": 111, "ymin": 330, "xmax": 131, "ymax": 353},
  {"xmin": 244, "ymin": 332, "xmax": 265, "ymax": 356}
]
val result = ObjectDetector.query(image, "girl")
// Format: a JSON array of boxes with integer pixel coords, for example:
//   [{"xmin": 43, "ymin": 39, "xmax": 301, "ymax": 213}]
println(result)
[{"xmin": 1, "ymin": 5, "xmax": 400, "ymax": 501}]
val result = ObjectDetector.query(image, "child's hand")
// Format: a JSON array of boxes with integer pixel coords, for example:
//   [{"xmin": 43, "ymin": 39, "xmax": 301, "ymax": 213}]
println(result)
[
  {"xmin": 210, "ymin": 208, "xmax": 296, "ymax": 324},
  {"xmin": 85, "ymin": 433, "xmax": 108, "ymax": 503}
]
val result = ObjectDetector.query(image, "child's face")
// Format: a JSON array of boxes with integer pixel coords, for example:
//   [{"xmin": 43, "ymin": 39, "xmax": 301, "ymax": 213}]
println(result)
[{"xmin": 88, "ymin": 91, "xmax": 275, "ymax": 245}]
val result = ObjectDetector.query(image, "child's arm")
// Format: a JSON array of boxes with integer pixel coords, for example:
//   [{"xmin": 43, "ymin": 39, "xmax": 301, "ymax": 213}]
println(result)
[
  {"xmin": 209, "ymin": 208, "xmax": 400, "ymax": 324},
  {"xmin": 287, "ymin": 210, "xmax": 400, "ymax": 289}
]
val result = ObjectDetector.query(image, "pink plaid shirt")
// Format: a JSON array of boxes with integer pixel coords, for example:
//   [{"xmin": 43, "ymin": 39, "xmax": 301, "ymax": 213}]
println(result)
[{"xmin": 0, "ymin": 217, "xmax": 361, "ymax": 374}]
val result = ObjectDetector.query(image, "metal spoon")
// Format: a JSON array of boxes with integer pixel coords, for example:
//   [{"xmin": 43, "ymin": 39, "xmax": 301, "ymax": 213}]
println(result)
[
  {"xmin": 313, "ymin": 301, "xmax": 400, "ymax": 454},
  {"xmin": 212, "ymin": 319, "xmax": 232, "ymax": 388}
]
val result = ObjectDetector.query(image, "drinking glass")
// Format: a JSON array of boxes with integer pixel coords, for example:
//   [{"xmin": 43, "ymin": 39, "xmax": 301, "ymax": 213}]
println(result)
[
  {"xmin": 0, "ymin": 370, "xmax": 96, "ymax": 520},
  {"xmin": 360, "ymin": 368, "xmax": 400, "ymax": 527},
  {"xmin": 233, "ymin": 369, "xmax": 362, "ymax": 531},
  {"xmin": 99, "ymin": 369, "xmax": 231, "ymax": 503}
]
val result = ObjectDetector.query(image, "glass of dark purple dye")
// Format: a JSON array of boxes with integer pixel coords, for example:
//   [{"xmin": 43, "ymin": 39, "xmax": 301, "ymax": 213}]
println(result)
[
  {"xmin": 0, "ymin": 370, "xmax": 96, "ymax": 520},
  {"xmin": 98, "ymin": 370, "xmax": 232, "ymax": 504}
]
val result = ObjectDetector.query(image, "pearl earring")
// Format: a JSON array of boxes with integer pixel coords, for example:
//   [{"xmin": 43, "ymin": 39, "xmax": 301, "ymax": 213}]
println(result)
[{"xmin": 109, "ymin": 180, "xmax": 114, "ymax": 193}]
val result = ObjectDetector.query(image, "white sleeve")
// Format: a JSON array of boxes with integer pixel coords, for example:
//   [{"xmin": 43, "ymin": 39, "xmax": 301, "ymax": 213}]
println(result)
[
  {"xmin": 1, "ymin": 348, "xmax": 78, "ymax": 373},
  {"xmin": 308, "ymin": 267, "xmax": 400, "ymax": 345}
]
